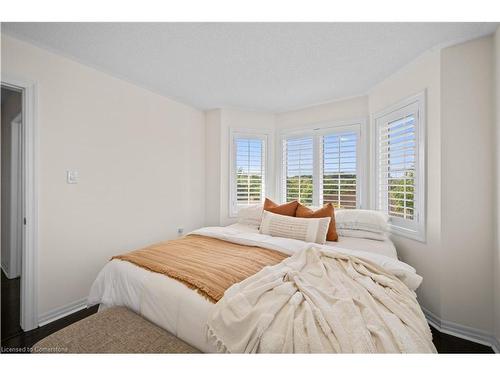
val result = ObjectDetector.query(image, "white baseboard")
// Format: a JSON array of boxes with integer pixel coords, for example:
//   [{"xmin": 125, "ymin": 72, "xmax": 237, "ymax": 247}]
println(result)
[
  {"xmin": 422, "ymin": 307, "xmax": 499, "ymax": 353},
  {"xmin": 491, "ymin": 337, "xmax": 500, "ymax": 354},
  {"xmin": 38, "ymin": 297, "xmax": 88, "ymax": 327}
]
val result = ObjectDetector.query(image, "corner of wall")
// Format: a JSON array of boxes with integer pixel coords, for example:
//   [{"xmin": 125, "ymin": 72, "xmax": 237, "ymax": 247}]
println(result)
[
  {"xmin": 204, "ymin": 109, "xmax": 223, "ymax": 226},
  {"xmin": 493, "ymin": 26, "xmax": 500, "ymax": 343}
]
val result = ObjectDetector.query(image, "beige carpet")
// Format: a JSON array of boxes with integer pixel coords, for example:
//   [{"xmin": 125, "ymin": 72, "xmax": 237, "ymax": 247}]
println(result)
[{"xmin": 32, "ymin": 306, "xmax": 201, "ymax": 353}]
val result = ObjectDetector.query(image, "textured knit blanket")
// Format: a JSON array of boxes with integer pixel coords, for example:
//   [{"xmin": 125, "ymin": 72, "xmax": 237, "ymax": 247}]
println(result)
[
  {"xmin": 207, "ymin": 246, "xmax": 436, "ymax": 353},
  {"xmin": 112, "ymin": 234, "xmax": 287, "ymax": 303}
]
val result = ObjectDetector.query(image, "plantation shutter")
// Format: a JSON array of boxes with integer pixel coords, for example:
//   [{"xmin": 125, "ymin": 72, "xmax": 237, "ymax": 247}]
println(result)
[
  {"xmin": 283, "ymin": 136, "xmax": 314, "ymax": 205},
  {"xmin": 377, "ymin": 113, "xmax": 416, "ymax": 220},
  {"xmin": 235, "ymin": 137, "xmax": 265, "ymax": 205},
  {"xmin": 321, "ymin": 132, "xmax": 357, "ymax": 208}
]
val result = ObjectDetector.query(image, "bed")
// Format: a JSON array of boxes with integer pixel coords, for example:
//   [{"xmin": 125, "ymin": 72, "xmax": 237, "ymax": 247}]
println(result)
[{"xmin": 88, "ymin": 223, "xmax": 428, "ymax": 353}]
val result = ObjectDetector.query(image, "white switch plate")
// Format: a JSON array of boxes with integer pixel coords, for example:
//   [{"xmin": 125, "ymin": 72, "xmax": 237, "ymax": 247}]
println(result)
[{"xmin": 66, "ymin": 170, "xmax": 79, "ymax": 184}]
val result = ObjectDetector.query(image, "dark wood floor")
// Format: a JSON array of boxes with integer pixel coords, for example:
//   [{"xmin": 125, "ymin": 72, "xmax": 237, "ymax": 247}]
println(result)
[
  {"xmin": 429, "ymin": 326, "xmax": 494, "ymax": 354},
  {"xmin": 0, "ymin": 269, "xmax": 495, "ymax": 353},
  {"xmin": 1, "ymin": 271, "xmax": 23, "ymax": 342},
  {"xmin": 1, "ymin": 270, "xmax": 99, "ymax": 353}
]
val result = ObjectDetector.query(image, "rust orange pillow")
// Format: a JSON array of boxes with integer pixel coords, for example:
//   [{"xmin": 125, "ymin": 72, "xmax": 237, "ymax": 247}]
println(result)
[
  {"xmin": 263, "ymin": 198, "xmax": 299, "ymax": 217},
  {"xmin": 295, "ymin": 203, "xmax": 338, "ymax": 241}
]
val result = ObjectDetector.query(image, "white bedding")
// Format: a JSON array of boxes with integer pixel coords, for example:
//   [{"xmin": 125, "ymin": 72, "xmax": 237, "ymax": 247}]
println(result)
[
  {"xmin": 226, "ymin": 223, "xmax": 398, "ymax": 259},
  {"xmin": 88, "ymin": 224, "xmax": 420, "ymax": 353},
  {"xmin": 333, "ymin": 235, "xmax": 397, "ymax": 259}
]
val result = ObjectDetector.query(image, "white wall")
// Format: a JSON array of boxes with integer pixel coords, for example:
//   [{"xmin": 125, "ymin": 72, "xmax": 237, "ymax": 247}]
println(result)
[
  {"xmin": 1, "ymin": 35, "xmax": 206, "ymax": 320},
  {"xmin": 1, "ymin": 89, "xmax": 22, "ymax": 278},
  {"xmin": 494, "ymin": 26, "xmax": 500, "ymax": 345},
  {"xmin": 275, "ymin": 96, "xmax": 368, "ymax": 130},
  {"xmin": 368, "ymin": 49, "xmax": 443, "ymax": 318},
  {"xmin": 440, "ymin": 36, "xmax": 495, "ymax": 332},
  {"xmin": 205, "ymin": 108, "xmax": 275, "ymax": 226}
]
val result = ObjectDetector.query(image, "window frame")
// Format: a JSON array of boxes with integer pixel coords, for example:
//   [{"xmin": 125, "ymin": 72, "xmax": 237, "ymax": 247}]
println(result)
[
  {"xmin": 278, "ymin": 120, "xmax": 367, "ymax": 208},
  {"xmin": 372, "ymin": 92, "xmax": 426, "ymax": 242},
  {"xmin": 229, "ymin": 128, "xmax": 272, "ymax": 217}
]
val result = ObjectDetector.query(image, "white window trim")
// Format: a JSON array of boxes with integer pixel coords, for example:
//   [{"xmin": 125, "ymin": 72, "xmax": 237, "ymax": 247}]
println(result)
[
  {"xmin": 277, "ymin": 119, "xmax": 368, "ymax": 208},
  {"xmin": 371, "ymin": 91, "xmax": 426, "ymax": 242},
  {"xmin": 229, "ymin": 128, "xmax": 273, "ymax": 217}
]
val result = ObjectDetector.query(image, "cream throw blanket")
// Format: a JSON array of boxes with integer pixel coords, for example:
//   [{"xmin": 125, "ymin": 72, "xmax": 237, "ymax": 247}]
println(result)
[{"xmin": 207, "ymin": 246, "xmax": 436, "ymax": 353}]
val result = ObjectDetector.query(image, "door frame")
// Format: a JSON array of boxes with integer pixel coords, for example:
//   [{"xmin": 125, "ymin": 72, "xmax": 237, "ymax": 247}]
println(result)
[
  {"xmin": 2, "ymin": 75, "xmax": 39, "ymax": 331},
  {"xmin": 9, "ymin": 113, "xmax": 23, "ymax": 279}
]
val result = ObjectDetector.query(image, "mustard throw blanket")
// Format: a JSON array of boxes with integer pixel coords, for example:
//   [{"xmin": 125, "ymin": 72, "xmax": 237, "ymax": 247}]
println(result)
[
  {"xmin": 113, "ymin": 234, "xmax": 287, "ymax": 303},
  {"xmin": 207, "ymin": 246, "xmax": 436, "ymax": 353}
]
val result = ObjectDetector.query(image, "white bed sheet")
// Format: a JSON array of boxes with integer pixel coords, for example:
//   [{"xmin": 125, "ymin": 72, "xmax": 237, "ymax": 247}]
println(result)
[
  {"xmin": 88, "ymin": 224, "xmax": 418, "ymax": 353},
  {"xmin": 331, "ymin": 235, "xmax": 397, "ymax": 259},
  {"xmin": 226, "ymin": 223, "xmax": 398, "ymax": 259},
  {"xmin": 89, "ymin": 258, "xmax": 216, "ymax": 352}
]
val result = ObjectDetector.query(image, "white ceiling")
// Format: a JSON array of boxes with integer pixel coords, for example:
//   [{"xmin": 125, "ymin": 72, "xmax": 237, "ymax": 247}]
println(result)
[{"xmin": 2, "ymin": 22, "xmax": 498, "ymax": 112}]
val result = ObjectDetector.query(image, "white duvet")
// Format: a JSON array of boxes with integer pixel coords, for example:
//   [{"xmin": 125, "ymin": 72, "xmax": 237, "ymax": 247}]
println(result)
[{"xmin": 88, "ymin": 224, "xmax": 423, "ymax": 353}]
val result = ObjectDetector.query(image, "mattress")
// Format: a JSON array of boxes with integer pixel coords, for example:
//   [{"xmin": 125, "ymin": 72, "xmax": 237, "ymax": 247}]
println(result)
[
  {"xmin": 90, "ymin": 258, "xmax": 216, "ymax": 352},
  {"xmin": 88, "ymin": 224, "xmax": 419, "ymax": 353}
]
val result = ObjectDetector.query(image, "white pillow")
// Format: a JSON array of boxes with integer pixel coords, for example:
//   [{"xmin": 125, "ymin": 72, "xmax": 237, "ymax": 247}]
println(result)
[
  {"xmin": 336, "ymin": 229, "xmax": 387, "ymax": 241},
  {"xmin": 237, "ymin": 204, "xmax": 263, "ymax": 228},
  {"xmin": 335, "ymin": 209, "xmax": 389, "ymax": 234},
  {"xmin": 259, "ymin": 210, "xmax": 331, "ymax": 244}
]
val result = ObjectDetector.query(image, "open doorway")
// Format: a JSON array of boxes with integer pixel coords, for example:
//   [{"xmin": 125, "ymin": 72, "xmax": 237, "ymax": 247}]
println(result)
[{"xmin": 1, "ymin": 85, "xmax": 24, "ymax": 342}]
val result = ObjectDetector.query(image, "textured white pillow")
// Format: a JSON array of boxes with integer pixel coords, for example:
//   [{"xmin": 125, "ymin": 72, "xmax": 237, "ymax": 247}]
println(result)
[
  {"xmin": 237, "ymin": 204, "xmax": 263, "ymax": 228},
  {"xmin": 259, "ymin": 211, "xmax": 331, "ymax": 244},
  {"xmin": 335, "ymin": 209, "xmax": 389, "ymax": 234}
]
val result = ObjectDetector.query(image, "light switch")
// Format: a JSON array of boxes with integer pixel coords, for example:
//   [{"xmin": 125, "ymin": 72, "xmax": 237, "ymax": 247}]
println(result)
[{"xmin": 66, "ymin": 170, "xmax": 79, "ymax": 184}]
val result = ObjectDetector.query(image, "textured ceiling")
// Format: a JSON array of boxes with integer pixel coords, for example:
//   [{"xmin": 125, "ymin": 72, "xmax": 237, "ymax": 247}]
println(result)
[{"xmin": 2, "ymin": 22, "xmax": 498, "ymax": 112}]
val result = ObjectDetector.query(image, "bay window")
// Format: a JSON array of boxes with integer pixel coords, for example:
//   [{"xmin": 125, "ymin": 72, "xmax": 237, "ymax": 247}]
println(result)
[{"xmin": 280, "ymin": 123, "xmax": 363, "ymax": 208}]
